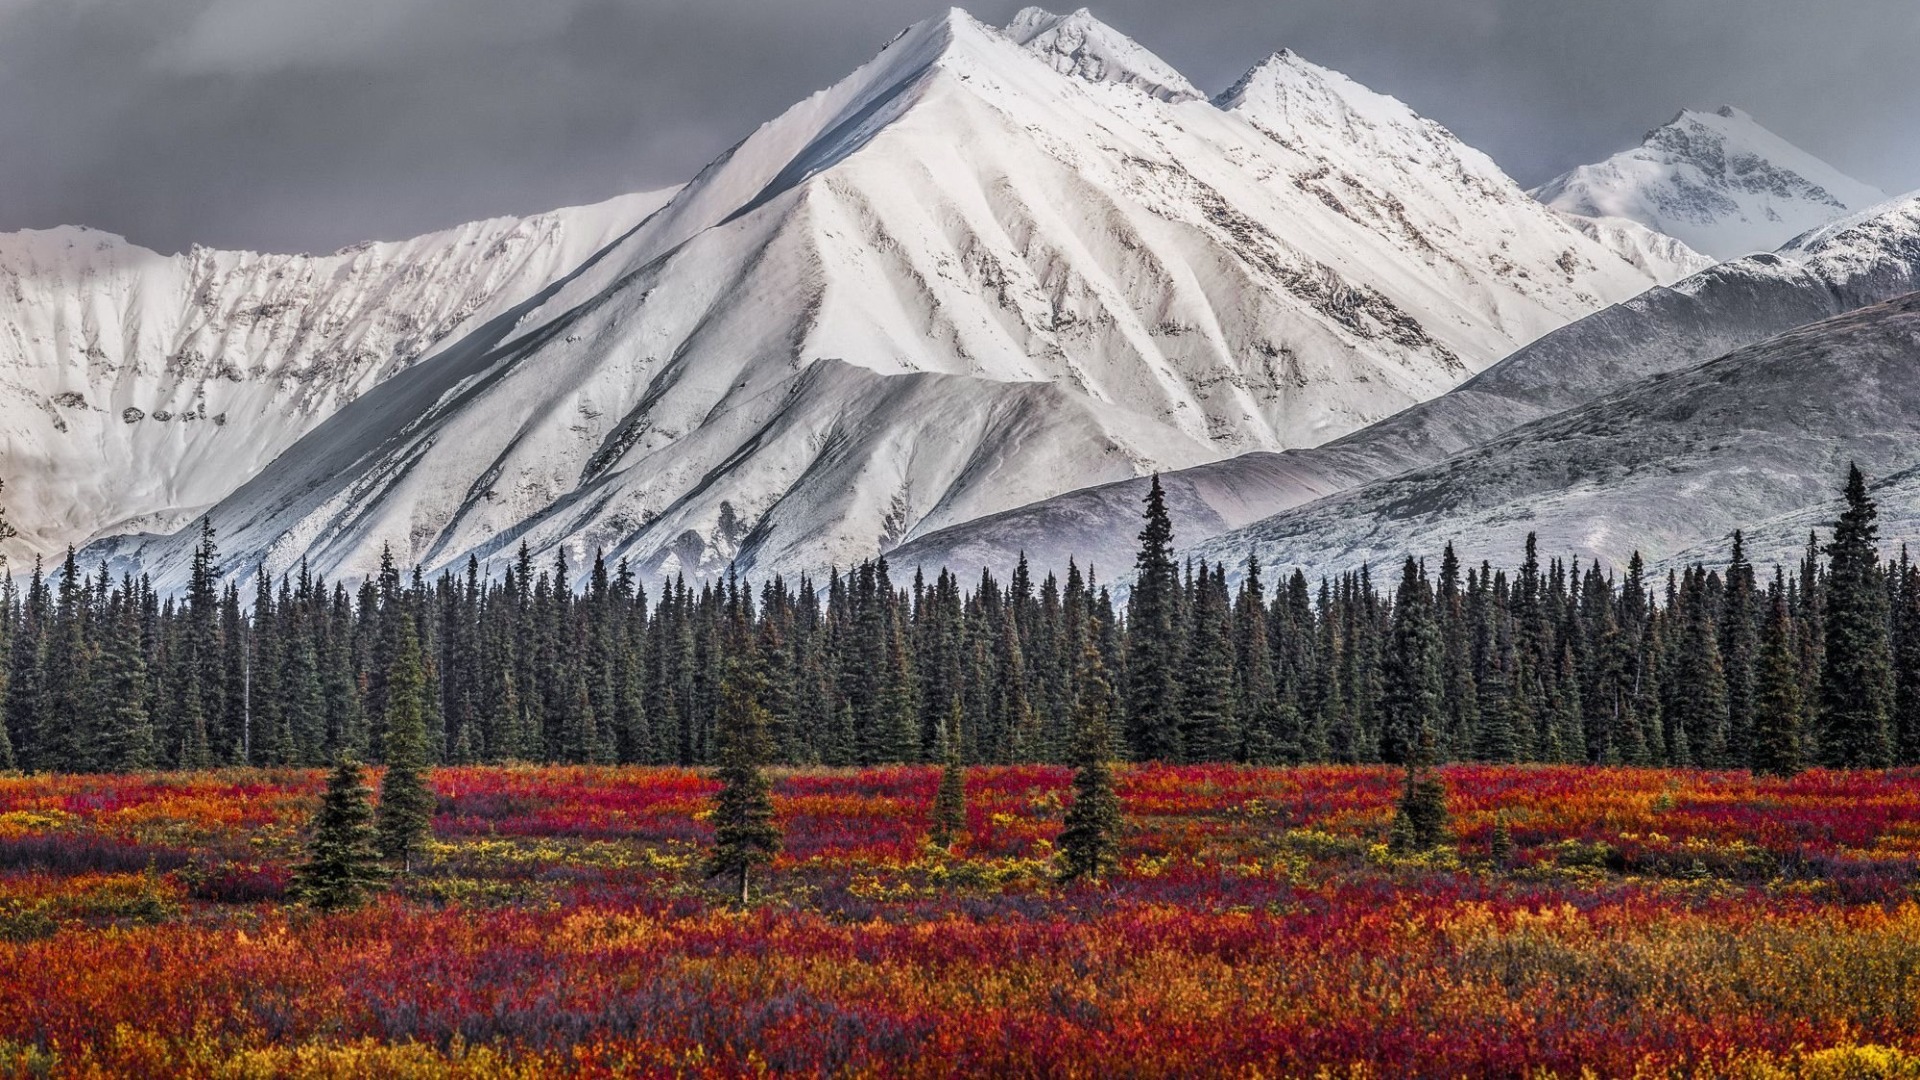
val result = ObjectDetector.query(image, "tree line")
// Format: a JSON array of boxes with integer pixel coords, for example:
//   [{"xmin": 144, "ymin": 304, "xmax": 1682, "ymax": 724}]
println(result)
[{"xmin": 1, "ymin": 465, "xmax": 1915, "ymax": 777}]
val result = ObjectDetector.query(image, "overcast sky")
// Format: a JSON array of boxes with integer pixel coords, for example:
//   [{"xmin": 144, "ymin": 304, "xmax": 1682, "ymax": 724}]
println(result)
[{"xmin": 3, "ymin": 0, "xmax": 1914, "ymax": 254}]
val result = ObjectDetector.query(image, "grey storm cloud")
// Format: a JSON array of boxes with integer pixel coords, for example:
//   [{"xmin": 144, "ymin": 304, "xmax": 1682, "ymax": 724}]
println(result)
[{"xmin": 2, "ymin": 0, "xmax": 1915, "ymax": 254}]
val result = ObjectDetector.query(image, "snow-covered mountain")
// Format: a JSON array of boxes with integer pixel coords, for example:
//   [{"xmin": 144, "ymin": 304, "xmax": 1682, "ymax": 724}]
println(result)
[
  {"xmin": 1534, "ymin": 106, "xmax": 1886, "ymax": 261},
  {"xmin": 1189, "ymin": 291, "xmax": 1920, "ymax": 578},
  {"xmin": 73, "ymin": 7, "xmax": 1698, "ymax": 590},
  {"xmin": 888, "ymin": 194, "xmax": 1920, "ymax": 584},
  {"xmin": 0, "ymin": 189, "xmax": 676, "ymax": 555}
]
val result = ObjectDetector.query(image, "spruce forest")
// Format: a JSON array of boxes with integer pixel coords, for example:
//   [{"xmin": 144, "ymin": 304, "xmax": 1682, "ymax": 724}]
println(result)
[{"xmin": 3, "ymin": 467, "xmax": 1911, "ymax": 778}]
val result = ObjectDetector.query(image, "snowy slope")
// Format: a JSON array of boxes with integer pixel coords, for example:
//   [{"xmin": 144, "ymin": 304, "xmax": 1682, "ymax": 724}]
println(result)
[
  {"xmin": 1535, "ymin": 106, "xmax": 1886, "ymax": 261},
  {"xmin": 0, "ymin": 189, "xmax": 677, "ymax": 554},
  {"xmin": 888, "ymin": 194, "xmax": 1920, "ymax": 584},
  {"xmin": 71, "ymin": 7, "xmax": 1695, "ymax": 590},
  {"xmin": 1551, "ymin": 210, "xmax": 1716, "ymax": 282},
  {"xmin": 1664, "ymin": 462, "xmax": 1920, "ymax": 575},
  {"xmin": 1188, "ymin": 292, "xmax": 1920, "ymax": 578}
]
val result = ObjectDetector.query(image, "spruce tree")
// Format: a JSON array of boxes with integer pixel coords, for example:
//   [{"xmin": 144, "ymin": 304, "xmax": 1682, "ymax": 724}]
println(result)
[
  {"xmin": 293, "ymin": 758, "xmax": 389, "ymax": 911},
  {"xmin": 175, "ymin": 522, "xmax": 220, "ymax": 769},
  {"xmin": 90, "ymin": 584, "xmax": 153, "ymax": 772},
  {"xmin": 245, "ymin": 571, "xmax": 284, "ymax": 764},
  {"xmin": 1488, "ymin": 814, "xmax": 1515, "ymax": 869},
  {"xmin": 1751, "ymin": 575, "xmax": 1805, "ymax": 778},
  {"xmin": 1058, "ymin": 637, "xmax": 1122, "ymax": 883},
  {"xmin": 930, "ymin": 701, "xmax": 968, "ymax": 849},
  {"xmin": 1477, "ymin": 626, "xmax": 1521, "ymax": 764},
  {"xmin": 707, "ymin": 657, "xmax": 781, "ymax": 903},
  {"xmin": 1391, "ymin": 726, "xmax": 1450, "ymax": 852},
  {"xmin": 1894, "ymin": 554, "xmax": 1920, "ymax": 764},
  {"xmin": 1820, "ymin": 465, "xmax": 1895, "ymax": 767},
  {"xmin": 1234, "ymin": 555, "xmax": 1284, "ymax": 763},
  {"xmin": 1436, "ymin": 545, "xmax": 1481, "ymax": 760},
  {"xmin": 1795, "ymin": 532, "xmax": 1827, "ymax": 748},
  {"xmin": 375, "ymin": 615, "xmax": 435, "ymax": 872},
  {"xmin": 1178, "ymin": 563, "xmax": 1238, "ymax": 762},
  {"xmin": 1624, "ymin": 616, "xmax": 1664, "ymax": 767},
  {"xmin": 1668, "ymin": 568, "xmax": 1730, "ymax": 766},
  {"xmin": 1381, "ymin": 557, "xmax": 1443, "ymax": 765},
  {"xmin": 322, "ymin": 590, "xmax": 365, "ymax": 760},
  {"xmin": 1721, "ymin": 532, "xmax": 1758, "ymax": 765},
  {"xmin": 282, "ymin": 618, "xmax": 325, "ymax": 765},
  {"xmin": 1125, "ymin": 475, "xmax": 1182, "ymax": 761},
  {"xmin": 40, "ymin": 552, "xmax": 93, "ymax": 770},
  {"xmin": 1546, "ymin": 645, "xmax": 1584, "ymax": 764}
]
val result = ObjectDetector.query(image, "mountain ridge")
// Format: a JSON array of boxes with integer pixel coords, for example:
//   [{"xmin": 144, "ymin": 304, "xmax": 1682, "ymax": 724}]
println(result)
[{"xmin": 9, "ymin": 7, "xmax": 1699, "ymax": 590}]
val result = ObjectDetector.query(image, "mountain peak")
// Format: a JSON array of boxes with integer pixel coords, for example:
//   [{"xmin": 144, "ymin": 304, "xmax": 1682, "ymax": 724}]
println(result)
[
  {"xmin": 1536, "ymin": 105, "xmax": 1886, "ymax": 260},
  {"xmin": 1214, "ymin": 49, "xmax": 1320, "ymax": 103},
  {"xmin": 1217, "ymin": 47, "xmax": 1419, "ymax": 128},
  {"xmin": 1000, "ymin": 7, "xmax": 1203, "ymax": 102},
  {"xmin": 1216, "ymin": 46, "xmax": 1514, "ymax": 192}
]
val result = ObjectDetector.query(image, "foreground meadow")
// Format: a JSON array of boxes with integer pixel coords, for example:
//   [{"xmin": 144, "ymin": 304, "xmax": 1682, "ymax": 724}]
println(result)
[{"xmin": 0, "ymin": 765, "xmax": 1918, "ymax": 1077}]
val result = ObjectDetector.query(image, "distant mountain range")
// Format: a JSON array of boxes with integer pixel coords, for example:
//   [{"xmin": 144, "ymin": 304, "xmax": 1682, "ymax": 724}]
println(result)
[
  {"xmin": 894, "ymin": 195, "xmax": 1920, "ymax": 586},
  {"xmin": 0, "ymin": 6, "xmax": 1904, "ymax": 591}
]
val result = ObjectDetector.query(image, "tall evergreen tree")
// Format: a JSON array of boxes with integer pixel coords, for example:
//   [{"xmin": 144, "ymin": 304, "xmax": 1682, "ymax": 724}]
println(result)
[
  {"xmin": 281, "ymin": 602, "xmax": 325, "ymax": 765},
  {"xmin": 1381, "ymin": 558, "xmax": 1443, "ymax": 765},
  {"xmin": 38, "ymin": 551, "xmax": 93, "ymax": 770},
  {"xmin": 707, "ymin": 657, "xmax": 781, "ymax": 903},
  {"xmin": 1125, "ymin": 476, "xmax": 1181, "ymax": 761},
  {"xmin": 1234, "ymin": 555, "xmax": 1283, "ymax": 763},
  {"xmin": 1179, "ymin": 563, "xmax": 1238, "ymax": 762},
  {"xmin": 1436, "ymin": 545, "xmax": 1481, "ymax": 760},
  {"xmin": 374, "ymin": 616, "xmax": 435, "ymax": 872},
  {"xmin": 1721, "ymin": 532, "xmax": 1759, "ymax": 766},
  {"xmin": 90, "ymin": 581, "xmax": 153, "ymax": 772},
  {"xmin": 1667, "ymin": 568, "xmax": 1730, "ymax": 766},
  {"xmin": 1058, "ymin": 637, "xmax": 1122, "ymax": 882},
  {"xmin": 1752, "ymin": 573, "xmax": 1805, "ymax": 778},
  {"xmin": 177, "ymin": 520, "xmax": 221, "ymax": 768},
  {"xmin": 1820, "ymin": 465, "xmax": 1895, "ymax": 768},
  {"xmin": 1477, "ymin": 617, "xmax": 1522, "ymax": 765},
  {"xmin": 5, "ymin": 573, "xmax": 40, "ymax": 747},
  {"xmin": 1889, "ymin": 553, "xmax": 1920, "ymax": 764}
]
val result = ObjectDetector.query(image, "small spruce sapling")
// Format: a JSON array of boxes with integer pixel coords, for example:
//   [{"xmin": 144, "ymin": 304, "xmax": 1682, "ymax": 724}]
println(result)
[
  {"xmin": 930, "ymin": 700, "xmax": 968, "ymax": 850},
  {"xmin": 1391, "ymin": 726, "xmax": 1450, "ymax": 852},
  {"xmin": 1488, "ymin": 814, "xmax": 1515, "ymax": 869},
  {"xmin": 293, "ymin": 758, "xmax": 389, "ymax": 911}
]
